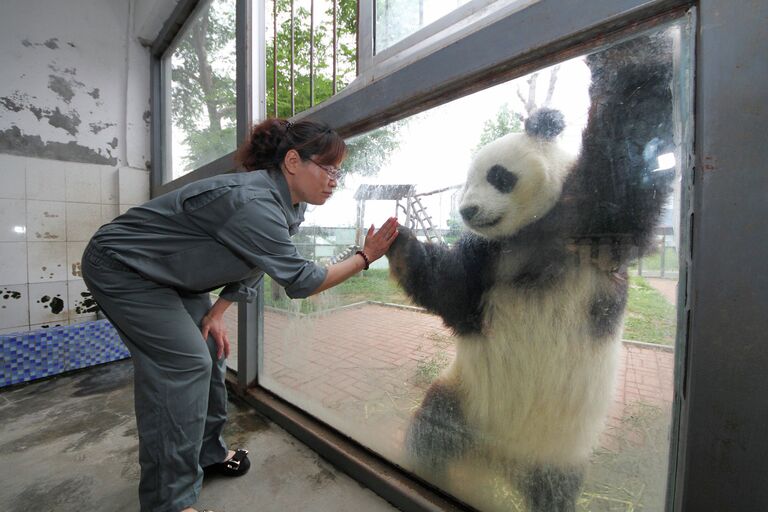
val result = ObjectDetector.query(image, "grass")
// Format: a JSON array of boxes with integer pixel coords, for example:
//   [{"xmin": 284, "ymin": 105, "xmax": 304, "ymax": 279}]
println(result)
[
  {"xmin": 413, "ymin": 331, "xmax": 454, "ymax": 385},
  {"xmin": 264, "ymin": 269, "xmax": 407, "ymax": 313},
  {"xmin": 264, "ymin": 266, "xmax": 676, "ymax": 345},
  {"xmin": 623, "ymin": 276, "xmax": 677, "ymax": 346},
  {"xmin": 331, "ymin": 268, "xmax": 409, "ymax": 304}
]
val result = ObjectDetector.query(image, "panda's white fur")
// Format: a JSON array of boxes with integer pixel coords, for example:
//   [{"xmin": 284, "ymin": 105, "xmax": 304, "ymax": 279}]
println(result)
[
  {"xmin": 460, "ymin": 132, "xmax": 575, "ymax": 240},
  {"xmin": 453, "ymin": 264, "xmax": 621, "ymax": 467}
]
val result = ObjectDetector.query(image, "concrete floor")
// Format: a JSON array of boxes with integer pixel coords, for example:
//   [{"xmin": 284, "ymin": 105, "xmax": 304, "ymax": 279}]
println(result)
[{"xmin": 0, "ymin": 360, "xmax": 399, "ymax": 512}]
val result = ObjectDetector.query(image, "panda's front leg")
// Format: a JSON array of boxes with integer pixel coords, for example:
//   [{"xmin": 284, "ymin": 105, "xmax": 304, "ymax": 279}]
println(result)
[
  {"xmin": 386, "ymin": 226, "xmax": 432, "ymax": 284},
  {"xmin": 386, "ymin": 226, "xmax": 451, "ymax": 315},
  {"xmin": 519, "ymin": 464, "xmax": 585, "ymax": 512},
  {"xmin": 387, "ymin": 227, "xmax": 488, "ymax": 334},
  {"xmin": 405, "ymin": 378, "xmax": 472, "ymax": 482}
]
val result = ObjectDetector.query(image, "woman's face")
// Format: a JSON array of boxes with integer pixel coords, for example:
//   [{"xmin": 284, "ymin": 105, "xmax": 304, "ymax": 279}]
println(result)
[{"xmin": 283, "ymin": 150, "xmax": 340, "ymax": 205}]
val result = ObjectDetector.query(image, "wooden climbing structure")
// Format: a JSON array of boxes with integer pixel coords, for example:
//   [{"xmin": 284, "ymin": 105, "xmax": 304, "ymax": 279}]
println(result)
[{"xmin": 353, "ymin": 184, "xmax": 462, "ymax": 247}]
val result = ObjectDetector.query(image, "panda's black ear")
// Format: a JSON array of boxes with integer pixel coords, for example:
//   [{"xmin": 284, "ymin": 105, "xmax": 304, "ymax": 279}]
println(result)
[{"xmin": 524, "ymin": 108, "xmax": 565, "ymax": 140}]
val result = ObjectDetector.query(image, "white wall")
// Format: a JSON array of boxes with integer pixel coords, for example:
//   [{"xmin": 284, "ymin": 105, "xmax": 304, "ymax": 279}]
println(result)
[{"xmin": 0, "ymin": 0, "xmax": 174, "ymax": 333}]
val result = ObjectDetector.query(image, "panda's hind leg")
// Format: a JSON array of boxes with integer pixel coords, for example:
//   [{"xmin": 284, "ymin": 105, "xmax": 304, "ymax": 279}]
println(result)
[
  {"xmin": 405, "ymin": 379, "xmax": 472, "ymax": 482},
  {"xmin": 518, "ymin": 464, "xmax": 585, "ymax": 512}
]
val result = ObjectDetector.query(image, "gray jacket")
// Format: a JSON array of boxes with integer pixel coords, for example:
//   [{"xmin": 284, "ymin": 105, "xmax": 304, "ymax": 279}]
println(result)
[{"xmin": 91, "ymin": 169, "xmax": 327, "ymax": 301}]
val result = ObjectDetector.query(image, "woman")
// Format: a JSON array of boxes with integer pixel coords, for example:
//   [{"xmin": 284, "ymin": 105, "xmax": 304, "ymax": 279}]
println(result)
[{"xmin": 82, "ymin": 118, "xmax": 399, "ymax": 512}]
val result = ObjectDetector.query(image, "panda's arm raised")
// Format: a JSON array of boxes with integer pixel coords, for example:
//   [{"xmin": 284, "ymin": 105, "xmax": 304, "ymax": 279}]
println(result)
[
  {"xmin": 387, "ymin": 228, "xmax": 493, "ymax": 335},
  {"xmin": 569, "ymin": 32, "xmax": 676, "ymax": 264}
]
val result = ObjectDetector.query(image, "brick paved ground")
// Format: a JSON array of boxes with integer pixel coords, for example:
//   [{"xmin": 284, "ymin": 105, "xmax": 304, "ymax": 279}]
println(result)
[
  {"xmin": 224, "ymin": 302, "xmax": 674, "ymax": 457},
  {"xmin": 222, "ymin": 301, "xmax": 676, "ymax": 509}
]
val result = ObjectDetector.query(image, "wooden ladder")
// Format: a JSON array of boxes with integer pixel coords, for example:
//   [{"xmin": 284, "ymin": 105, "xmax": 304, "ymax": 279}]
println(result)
[{"xmin": 408, "ymin": 195, "xmax": 443, "ymax": 244}]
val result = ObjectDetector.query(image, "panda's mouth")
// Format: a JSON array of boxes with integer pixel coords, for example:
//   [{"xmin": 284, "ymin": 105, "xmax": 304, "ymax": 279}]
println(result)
[{"xmin": 469, "ymin": 216, "xmax": 502, "ymax": 229}]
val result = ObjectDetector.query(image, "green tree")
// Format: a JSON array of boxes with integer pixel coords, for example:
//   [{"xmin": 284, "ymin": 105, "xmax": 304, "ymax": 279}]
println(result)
[
  {"xmin": 472, "ymin": 103, "xmax": 522, "ymax": 154},
  {"xmin": 267, "ymin": 0, "xmax": 402, "ymax": 181},
  {"xmin": 342, "ymin": 123, "xmax": 403, "ymax": 180},
  {"xmin": 267, "ymin": 0, "xmax": 357, "ymax": 117},
  {"xmin": 170, "ymin": 1, "xmax": 237, "ymax": 172},
  {"xmin": 471, "ymin": 65, "xmax": 561, "ymax": 156},
  {"xmin": 171, "ymin": 0, "xmax": 402, "ymax": 180}
]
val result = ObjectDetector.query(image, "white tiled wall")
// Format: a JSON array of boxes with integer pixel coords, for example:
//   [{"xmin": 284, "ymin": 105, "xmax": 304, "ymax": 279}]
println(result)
[
  {"xmin": 0, "ymin": 154, "xmax": 149, "ymax": 333},
  {"xmin": 28, "ymin": 242, "xmax": 67, "ymax": 282}
]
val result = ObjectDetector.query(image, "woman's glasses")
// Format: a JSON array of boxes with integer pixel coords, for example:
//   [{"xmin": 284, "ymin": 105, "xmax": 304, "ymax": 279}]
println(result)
[{"xmin": 308, "ymin": 158, "xmax": 342, "ymax": 180}]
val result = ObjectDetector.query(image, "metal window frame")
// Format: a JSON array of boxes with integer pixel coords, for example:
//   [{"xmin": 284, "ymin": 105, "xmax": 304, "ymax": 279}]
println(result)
[
  {"xmin": 672, "ymin": 1, "xmax": 768, "ymax": 509},
  {"xmin": 148, "ymin": 0, "xmax": 768, "ymax": 509}
]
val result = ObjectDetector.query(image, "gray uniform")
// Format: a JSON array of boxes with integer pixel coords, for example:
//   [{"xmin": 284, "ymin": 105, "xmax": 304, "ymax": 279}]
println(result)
[{"xmin": 81, "ymin": 169, "xmax": 326, "ymax": 512}]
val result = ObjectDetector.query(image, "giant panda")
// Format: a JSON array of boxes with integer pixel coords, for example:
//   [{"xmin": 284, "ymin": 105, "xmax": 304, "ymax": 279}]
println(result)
[{"xmin": 386, "ymin": 31, "xmax": 676, "ymax": 512}]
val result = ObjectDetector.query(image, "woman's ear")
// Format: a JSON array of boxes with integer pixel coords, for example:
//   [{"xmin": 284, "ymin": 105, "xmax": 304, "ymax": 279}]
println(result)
[{"xmin": 282, "ymin": 149, "xmax": 301, "ymax": 175}]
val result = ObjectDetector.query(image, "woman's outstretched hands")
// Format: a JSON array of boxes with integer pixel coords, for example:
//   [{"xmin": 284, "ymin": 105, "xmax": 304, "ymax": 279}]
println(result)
[{"xmin": 362, "ymin": 217, "xmax": 399, "ymax": 263}]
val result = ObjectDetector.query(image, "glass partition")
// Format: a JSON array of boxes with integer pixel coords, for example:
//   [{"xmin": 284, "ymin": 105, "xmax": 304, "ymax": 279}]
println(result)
[
  {"xmin": 266, "ymin": 0, "xmax": 357, "ymax": 118},
  {"xmin": 259, "ymin": 19, "xmax": 690, "ymax": 511},
  {"xmin": 163, "ymin": 0, "xmax": 237, "ymax": 181},
  {"xmin": 375, "ymin": 0, "xmax": 476, "ymax": 52}
]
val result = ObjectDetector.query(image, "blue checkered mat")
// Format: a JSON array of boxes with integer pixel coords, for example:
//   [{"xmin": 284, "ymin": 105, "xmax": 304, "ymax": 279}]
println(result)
[{"xmin": 0, "ymin": 320, "xmax": 130, "ymax": 388}]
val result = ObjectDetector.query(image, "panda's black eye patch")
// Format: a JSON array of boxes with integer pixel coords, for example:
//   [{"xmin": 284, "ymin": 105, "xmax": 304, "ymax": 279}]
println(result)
[{"xmin": 486, "ymin": 164, "xmax": 518, "ymax": 193}]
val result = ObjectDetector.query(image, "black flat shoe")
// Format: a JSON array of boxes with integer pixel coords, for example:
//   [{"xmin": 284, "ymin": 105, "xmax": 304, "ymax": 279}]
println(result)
[{"xmin": 205, "ymin": 448, "xmax": 250, "ymax": 477}]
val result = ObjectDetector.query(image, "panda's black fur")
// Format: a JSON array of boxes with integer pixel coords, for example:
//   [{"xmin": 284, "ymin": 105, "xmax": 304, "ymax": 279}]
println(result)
[{"xmin": 386, "ymin": 32, "xmax": 676, "ymax": 511}]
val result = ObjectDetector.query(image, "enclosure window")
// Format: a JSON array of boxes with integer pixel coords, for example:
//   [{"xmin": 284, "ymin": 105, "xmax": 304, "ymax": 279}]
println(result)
[
  {"xmin": 267, "ymin": 0, "xmax": 357, "ymax": 118},
  {"xmin": 161, "ymin": 0, "xmax": 237, "ymax": 181},
  {"xmin": 375, "ymin": 0, "xmax": 475, "ymax": 52},
  {"xmin": 253, "ymin": 18, "xmax": 691, "ymax": 511}
]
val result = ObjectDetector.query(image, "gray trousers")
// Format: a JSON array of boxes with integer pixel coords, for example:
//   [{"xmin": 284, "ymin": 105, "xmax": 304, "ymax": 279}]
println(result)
[{"xmin": 82, "ymin": 241, "xmax": 229, "ymax": 512}]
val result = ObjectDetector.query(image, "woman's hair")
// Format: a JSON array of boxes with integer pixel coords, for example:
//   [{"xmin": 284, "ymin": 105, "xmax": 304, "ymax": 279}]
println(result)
[{"xmin": 235, "ymin": 118, "xmax": 347, "ymax": 171}]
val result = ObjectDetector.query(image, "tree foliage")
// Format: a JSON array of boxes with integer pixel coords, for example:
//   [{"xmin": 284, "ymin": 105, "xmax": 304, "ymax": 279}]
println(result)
[
  {"xmin": 170, "ymin": 1, "xmax": 237, "ymax": 172},
  {"xmin": 472, "ymin": 66, "xmax": 561, "ymax": 156},
  {"xmin": 342, "ymin": 123, "xmax": 403, "ymax": 180},
  {"xmin": 170, "ymin": 0, "xmax": 401, "ymax": 180},
  {"xmin": 265, "ymin": 0, "xmax": 358, "ymax": 116},
  {"xmin": 472, "ymin": 103, "xmax": 522, "ymax": 155}
]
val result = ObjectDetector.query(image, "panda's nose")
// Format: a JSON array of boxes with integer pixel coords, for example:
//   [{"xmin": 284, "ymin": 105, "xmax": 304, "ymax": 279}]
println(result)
[{"xmin": 460, "ymin": 205, "xmax": 479, "ymax": 222}]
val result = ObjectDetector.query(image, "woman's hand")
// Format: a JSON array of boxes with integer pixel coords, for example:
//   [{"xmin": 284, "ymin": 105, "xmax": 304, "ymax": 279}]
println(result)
[
  {"xmin": 202, "ymin": 311, "xmax": 230, "ymax": 360},
  {"xmin": 362, "ymin": 216, "xmax": 399, "ymax": 262},
  {"xmin": 311, "ymin": 217, "xmax": 400, "ymax": 295}
]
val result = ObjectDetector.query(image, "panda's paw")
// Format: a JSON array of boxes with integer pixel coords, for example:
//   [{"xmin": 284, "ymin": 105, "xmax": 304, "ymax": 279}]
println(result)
[
  {"xmin": 386, "ymin": 226, "xmax": 418, "ymax": 279},
  {"xmin": 395, "ymin": 225, "xmax": 415, "ymax": 239}
]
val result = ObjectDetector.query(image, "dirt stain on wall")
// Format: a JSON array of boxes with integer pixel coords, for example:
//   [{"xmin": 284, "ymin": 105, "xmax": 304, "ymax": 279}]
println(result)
[
  {"xmin": 47, "ymin": 74, "xmax": 75, "ymax": 103},
  {"xmin": 0, "ymin": 126, "xmax": 117, "ymax": 165},
  {"xmin": 46, "ymin": 106, "xmax": 81, "ymax": 136},
  {"xmin": 22, "ymin": 38, "xmax": 72, "ymax": 49},
  {"xmin": 37, "ymin": 294, "xmax": 65, "ymax": 315},
  {"xmin": 1, "ymin": 39, "xmax": 124, "ymax": 165},
  {"xmin": 1, "ymin": 288, "xmax": 23, "ymax": 310},
  {"xmin": 74, "ymin": 291, "xmax": 99, "ymax": 314},
  {"xmin": 0, "ymin": 95, "xmax": 26, "ymax": 112},
  {"xmin": 89, "ymin": 121, "xmax": 116, "ymax": 134}
]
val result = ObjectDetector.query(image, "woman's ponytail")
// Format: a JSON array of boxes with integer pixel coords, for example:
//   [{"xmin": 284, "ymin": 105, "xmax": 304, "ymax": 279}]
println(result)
[
  {"xmin": 235, "ymin": 118, "xmax": 346, "ymax": 171},
  {"xmin": 234, "ymin": 118, "xmax": 291, "ymax": 171}
]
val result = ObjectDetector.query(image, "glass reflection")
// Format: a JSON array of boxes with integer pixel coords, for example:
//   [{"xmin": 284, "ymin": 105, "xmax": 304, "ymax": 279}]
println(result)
[
  {"xmin": 266, "ymin": 0, "xmax": 358, "ymax": 118},
  {"xmin": 261, "ymin": 21, "xmax": 688, "ymax": 512},
  {"xmin": 165, "ymin": 0, "xmax": 237, "ymax": 180},
  {"xmin": 375, "ymin": 0, "xmax": 474, "ymax": 52}
]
